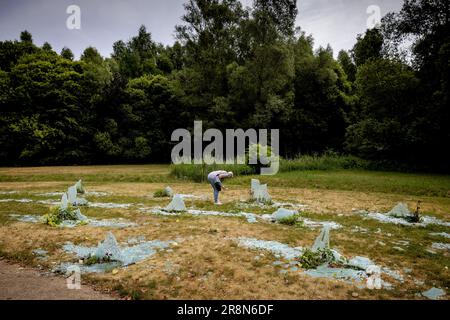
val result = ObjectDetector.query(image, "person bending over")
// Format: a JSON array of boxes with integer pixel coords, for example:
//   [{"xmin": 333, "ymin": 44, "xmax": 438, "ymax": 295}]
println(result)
[{"xmin": 207, "ymin": 170, "xmax": 233, "ymax": 205}]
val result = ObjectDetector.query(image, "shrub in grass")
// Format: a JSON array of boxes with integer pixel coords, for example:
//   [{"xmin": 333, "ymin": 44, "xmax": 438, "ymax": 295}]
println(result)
[
  {"xmin": 153, "ymin": 189, "xmax": 171, "ymax": 198},
  {"xmin": 41, "ymin": 205, "xmax": 79, "ymax": 227},
  {"xmin": 84, "ymin": 253, "xmax": 113, "ymax": 265},
  {"xmin": 298, "ymin": 248, "xmax": 335, "ymax": 269},
  {"xmin": 279, "ymin": 152, "xmax": 369, "ymax": 172},
  {"xmin": 278, "ymin": 214, "xmax": 301, "ymax": 226}
]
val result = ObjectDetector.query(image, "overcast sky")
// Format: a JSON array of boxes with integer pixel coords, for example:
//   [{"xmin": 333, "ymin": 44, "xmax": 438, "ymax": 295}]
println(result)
[{"xmin": 0, "ymin": 0, "xmax": 404, "ymax": 58}]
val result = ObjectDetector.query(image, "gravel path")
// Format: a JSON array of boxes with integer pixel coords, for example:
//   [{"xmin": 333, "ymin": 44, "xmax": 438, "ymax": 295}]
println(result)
[{"xmin": 0, "ymin": 259, "xmax": 115, "ymax": 300}]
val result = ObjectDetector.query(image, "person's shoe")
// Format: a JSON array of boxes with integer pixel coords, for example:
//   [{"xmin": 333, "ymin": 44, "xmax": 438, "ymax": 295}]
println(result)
[{"xmin": 215, "ymin": 202, "xmax": 223, "ymax": 205}]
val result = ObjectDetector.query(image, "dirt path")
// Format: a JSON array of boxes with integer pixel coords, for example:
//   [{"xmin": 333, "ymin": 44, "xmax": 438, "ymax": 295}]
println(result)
[{"xmin": 0, "ymin": 259, "xmax": 115, "ymax": 300}]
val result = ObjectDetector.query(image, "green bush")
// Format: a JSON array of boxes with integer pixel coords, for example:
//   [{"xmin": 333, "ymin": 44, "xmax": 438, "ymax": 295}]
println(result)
[
  {"xmin": 298, "ymin": 248, "xmax": 335, "ymax": 269},
  {"xmin": 279, "ymin": 152, "xmax": 369, "ymax": 172},
  {"xmin": 84, "ymin": 253, "xmax": 112, "ymax": 265},
  {"xmin": 278, "ymin": 214, "xmax": 301, "ymax": 226},
  {"xmin": 153, "ymin": 189, "xmax": 170, "ymax": 198},
  {"xmin": 41, "ymin": 205, "xmax": 79, "ymax": 227}
]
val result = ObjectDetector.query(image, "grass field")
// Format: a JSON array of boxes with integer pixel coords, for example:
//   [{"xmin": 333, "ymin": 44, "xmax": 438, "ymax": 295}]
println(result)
[{"xmin": 0, "ymin": 165, "xmax": 449, "ymax": 300}]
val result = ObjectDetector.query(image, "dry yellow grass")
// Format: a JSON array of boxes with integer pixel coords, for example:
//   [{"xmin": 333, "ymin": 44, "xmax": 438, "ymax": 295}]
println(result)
[{"xmin": 0, "ymin": 165, "xmax": 449, "ymax": 300}]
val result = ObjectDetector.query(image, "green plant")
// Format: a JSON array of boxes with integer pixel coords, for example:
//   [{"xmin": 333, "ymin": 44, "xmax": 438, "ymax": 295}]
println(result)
[
  {"xmin": 130, "ymin": 289, "xmax": 143, "ymax": 300},
  {"xmin": 84, "ymin": 253, "xmax": 112, "ymax": 265},
  {"xmin": 41, "ymin": 205, "xmax": 78, "ymax": 227},
  {"xmin": 278, "ymin": 214, "xmax": 301, "ymax": 226},
  {"xmin": 298, "ymin": 248, "xmax": 335, "ymax": 269},
  {"xmin": 153, "ymin": 189, "xmax": 170, "ymax": 197}
]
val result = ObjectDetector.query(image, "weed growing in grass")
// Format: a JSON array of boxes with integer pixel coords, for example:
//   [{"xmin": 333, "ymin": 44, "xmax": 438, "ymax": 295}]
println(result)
[
  {"xmin": 0, "ymin": 245, "xmax": 36, "ymax": 265},
  {"xmin": 41, "ymin": 205, "xmax": 79, "ymax": 226},
  {"xmin": 113, "ymin": 284, "xmax": 129, "ymax": 298},
  {"xmin": 280, "ymin": 153, "xmax": 368, "ymax": 172},
  {"xmin": 83, "ymin": 253, "xmax": 113, "ymax": 266},
  {"xmin": 147, "ymin": 280, "xmax": 158, "ymax": 289},
  {"xmin": 298, "ymin": 248, "xmax": 336, "ymax": 269},
  {"xmin": 278, "ymin": 214, "xmax": 301, "ymax": 226},
  {"xmin": 153, "ymin": 189, "xmax": 171, "ymax": 198}
]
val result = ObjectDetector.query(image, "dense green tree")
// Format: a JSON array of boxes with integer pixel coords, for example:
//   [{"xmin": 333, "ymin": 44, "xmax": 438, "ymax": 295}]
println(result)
[
  {"xmin": 112, "ymin": 25, "xmax": 158, "ymax": 79},
  {"xmin": 287, "ymin": 36, "xmax": 352, "ymax": 155},
  {"xmin": 42, "ymin": 42, "xmax": 53, "ymax": 52},
  {"xmin": 252, "ymin": 0, "xmax": 297, "ymax": 42},
  {"xmin": 3, "ymin": 51, "xmax": 89, "ymax": 164},
  {"xmin": 337, "ymin": 50, "xmax": 357, "ymax": 82},
  {"xmin": 0, "ymin": 36, "xmax": 37, "ymax": 71},
  {"xmin": 175, "ymin": 0, "xmax": 247, "ymax": 112},
  {"xmin": 345, "ymin": 59, "xmax": 421, "ymax": 160},
  {"xmin": 0, "ymin": 0, "xmax": 448, "ymax": 170},
  {"xmin": 378, "ymin": 0, "xmax": 450, "ymax": 166},
  {"xmin": 20, "ymin": 30, "xmax": 33, "ymax": 43},
  {"xmin": 60, "ymin": 47, "xmax": 74, "ymax": 60},
  {"xmin": 351, "ymin": 28, "xmax": 383, "ymax": 66}
]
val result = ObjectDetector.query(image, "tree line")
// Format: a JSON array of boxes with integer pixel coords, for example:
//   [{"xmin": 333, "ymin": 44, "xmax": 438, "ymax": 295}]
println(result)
[{"xmin": 0, "ymin": 0, "xmax": 448, "ymax": 170}]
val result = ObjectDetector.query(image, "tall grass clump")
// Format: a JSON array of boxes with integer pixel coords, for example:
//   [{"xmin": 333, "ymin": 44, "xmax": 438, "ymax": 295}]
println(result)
[
  {"xmin": 279, "ymin": 152, "xmax": 369, "ymax": 172},
  {"xmin": 170, "ymin": 159, "xmax": 255, "ymax": 182}
]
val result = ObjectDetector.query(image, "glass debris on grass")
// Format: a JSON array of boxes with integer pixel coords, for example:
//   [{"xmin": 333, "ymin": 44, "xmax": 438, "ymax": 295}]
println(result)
[
  {"xmin": 421, "ymin": 287, "xmax": 446, "ymax": 300},
  {"xmin": 165, "ymin": 194, "xmax": 186, "ymax": 212},
  {"xmin": 0, "ymin": 198, "xmax": 33, "ymax": 203},
  {"xmin": 431, "ymin": 243, "xmax": 450, "ymax": 250},
  {"xmin": 237, "ymin": 237, "xmax": 304, "ymax": 260},
  {"xmin": 270, "ymin": 208, "xmax": 298, "ymax": 221},
  {"xmin": 146, "ymin": 207, "xmax": 258, "ymax": 223},
  {"xmin": 364, "ymin": 212, "xmax": 450, "ymax": 227},
  {"xmin": 236, "ymin": 231, "xmax": 403, "ymax": 289},
  {"xmin": 32, "ymin": 248, "xmax": 48, "ymax": 260},
  {"xmin": 301, "ymin": 218, "xmax": 342, "ymax": 230},
  {"xmin": 88, "ymin": 202, "xmax": 133, "ymax": 209},
  {"xmin": 57, "ymin": 232, "xmax": 175, "ymax": 273},
  {"xmin": 430, "ymin": 232, "xmax": 450, "ymax": 239},
  {"xmin": 8, "ymin": 213, "xmax": 137, "ymax": 228},
  {"xmin": 250, "ymin": 179, "xmax": 272, "ymax": 203}
]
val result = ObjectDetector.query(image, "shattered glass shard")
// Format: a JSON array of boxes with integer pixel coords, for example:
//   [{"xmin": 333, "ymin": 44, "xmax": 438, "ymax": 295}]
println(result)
[
  {"xmin": 165, "ymin": 194, "xmax": 186, "ymax": 212},
  {"xmin": 67, "ymin": 185, "xmax": 77, "ymax": 205},
  {"xmin": 165, "ymin": 186, "xmax": 174, "ymax": 197},
  {"xmin": 94, "ymin": 232, "xmax": 123, "ymax": 262},
  {"xmin": 271, "ymin": 208, "xmax": 297, "ymax": 221},
  {"xmin": 311, "ymin": 226, "xmax": 331, "ymax": 252},
  {"xmin": 60, "ymin": 193, "xmax": 68, "ymax": 210},
  {"xmin": 388, "ymin": 203, "xmax": 412, "ymax": 218},
  {"xmin": 250, "ymin": 179, "xmax": 271, "ymax": 203},
  {"xmin": 75, "ymin": 179, "xmax": 85, "ymax": 194}
]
